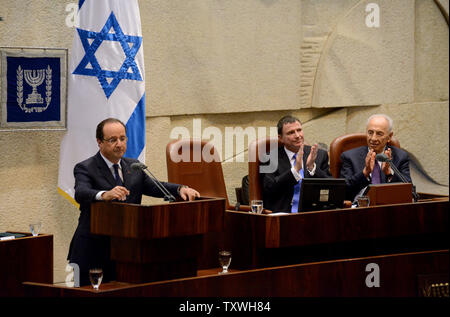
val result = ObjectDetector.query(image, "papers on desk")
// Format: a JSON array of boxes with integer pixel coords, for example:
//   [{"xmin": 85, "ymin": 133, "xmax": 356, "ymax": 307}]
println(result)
[
  {"xmin": 0, "ymin": 232, "xmax": 26, "ymax": 240},
  {"xmin": 266, "ymin": 212, "xmax": 290, "ymax": 216},
  {"xmin": 0, "ymin": 236, "xmax": 15, "ymax": 241}
]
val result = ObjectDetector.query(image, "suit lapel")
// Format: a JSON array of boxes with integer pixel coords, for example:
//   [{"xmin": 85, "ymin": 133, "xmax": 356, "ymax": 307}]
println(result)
[
  {"xmin": 302, "ymin": 145, "xmax": 311, "ymax": 168},
  {"xmin": 278, "ymin": 147, "xmax": 292, "ymax": 172},
  {"xmin": 279, "ymin": 145, "xmax": 310, "ymax": 172},
  {"xmin": 120, "ymin": 159, "xmax": 133, "ymax": 189},
  {"xmin": 95, "ymin": 152, "xmax": 116, "ymax": 187},
  {"xmin": 358, "ymin": 147, "xmax": 368, "ymax": 172}
]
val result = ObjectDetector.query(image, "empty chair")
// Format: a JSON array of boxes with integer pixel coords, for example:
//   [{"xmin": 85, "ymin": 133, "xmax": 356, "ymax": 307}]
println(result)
[{"xmin": 166, "ymin": 138, "xmax": 248, "ymax": 211}]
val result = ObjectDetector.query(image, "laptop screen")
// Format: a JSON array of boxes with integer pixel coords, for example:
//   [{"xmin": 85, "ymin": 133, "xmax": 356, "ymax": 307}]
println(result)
[{"xmin": 299, "ymin": 178, "xmax": 347, "ymax": 212}]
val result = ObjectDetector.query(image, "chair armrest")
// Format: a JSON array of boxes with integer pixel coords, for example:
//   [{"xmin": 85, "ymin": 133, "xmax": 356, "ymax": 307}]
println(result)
[
  {"xmin": 228, "ymin": 204, "xmax": 273, "ymax": 214},
  {"xmin": 228, "ymin": 203, "xmax": 252, "ymax": 212}
]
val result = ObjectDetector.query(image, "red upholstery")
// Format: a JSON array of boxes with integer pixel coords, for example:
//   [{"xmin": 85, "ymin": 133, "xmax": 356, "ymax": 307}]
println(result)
[
  {"xmin": 166, "ymin": 138, "xmax": 247, "ymax": 210},
  {"xmin": 247, "ymin": 137, "xmax": 282, "ymax": 202}
]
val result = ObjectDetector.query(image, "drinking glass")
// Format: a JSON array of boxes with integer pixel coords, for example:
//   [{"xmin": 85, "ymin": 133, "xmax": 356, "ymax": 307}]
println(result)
[
  {"xmin": 89, "ymin": 268, "xmax": 103, "ymax": 290},
  {"xmin": 218, "ymin": 251, "xmax": 232, "ymax": 274},
  {"xmin": 29, "ymin": 222, "xmax": 41, "ymax": 236},
  {"xmin": 357, "ymin": 196, "xmax": 370, "ymax": 207},
  {"xmin": 251, "ymin": 200, "xmax": 263, "ymax": 214}
]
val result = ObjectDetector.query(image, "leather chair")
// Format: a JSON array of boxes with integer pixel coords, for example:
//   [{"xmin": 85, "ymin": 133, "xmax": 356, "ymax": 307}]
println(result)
[
  {"xmin": 166, "ymin": 138, "xmax": 249, "ymax": 211},
  {"xmin": 248, "ymin": 137, "xmax": 282, "ymax": 203},
  {"xmin": 166, "ymin": 138, "xmax": 250, "ymax": 269},
  {"xmin": 329, "ymin": 133, "xmax": 400, "ymax": 178}
]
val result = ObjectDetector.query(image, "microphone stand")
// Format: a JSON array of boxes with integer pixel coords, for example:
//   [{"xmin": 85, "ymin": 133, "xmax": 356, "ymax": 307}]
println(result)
[
  {"xmin": 376, "ymin": 154, "xmax": 419, "ymax": 202},
  {"xmin": 132, "ymin": 163, "xmax": 176, "ymax": 202}
]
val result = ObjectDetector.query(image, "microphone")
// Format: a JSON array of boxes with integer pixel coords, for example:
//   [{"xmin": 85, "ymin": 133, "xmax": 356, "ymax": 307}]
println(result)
[
  {"xmin": 130, "ymin": 162, "xmax": 176, "ymax": 202},
  {"xmin": 375, "ymin": 153, "xmax": 409, "ymax": 183},
  {"xmin": 375, "ymin": 153, "xmax": 419, "ymax": 202}
]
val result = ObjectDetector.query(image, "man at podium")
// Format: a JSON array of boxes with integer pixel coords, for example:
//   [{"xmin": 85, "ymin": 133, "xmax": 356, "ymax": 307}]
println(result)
[
  {"xmin": 340, "ymin": 114, "xmax": 411, "ymax": 201},
  {"xmin": 68, "ymin": 118, "xmax": 200, "ymax": 286}
]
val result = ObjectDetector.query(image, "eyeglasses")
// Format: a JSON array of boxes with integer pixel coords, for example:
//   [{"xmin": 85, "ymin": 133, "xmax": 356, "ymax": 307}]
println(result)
[{"xmin": 103, "ymin": 136, "xmax": 128, "ymax": 144}]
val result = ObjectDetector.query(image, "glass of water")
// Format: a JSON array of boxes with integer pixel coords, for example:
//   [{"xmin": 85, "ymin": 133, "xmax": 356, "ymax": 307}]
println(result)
[
  {"xmin": 89, "ymin": 268, "xmax": 103, "ymax": 290},
  {"xmin": 29, "ymin": 222, "xmax": 41, "ymax": 236},
  {"xmin": 357, "ymin": 196, "xmax": 370, "ymax": 207},
  {"xmin": 251, "ymin": 200, "xmax": 263, "ymax": 214},
  {"xmin": 218, "ymin": 251, "xmax": 232, "ymax": 274}
]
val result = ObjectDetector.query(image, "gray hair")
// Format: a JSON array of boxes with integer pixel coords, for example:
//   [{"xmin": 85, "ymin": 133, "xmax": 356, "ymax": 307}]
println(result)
[{"xmin": 367, "ymin": 114, "xmax": 393, "ymax": 132}]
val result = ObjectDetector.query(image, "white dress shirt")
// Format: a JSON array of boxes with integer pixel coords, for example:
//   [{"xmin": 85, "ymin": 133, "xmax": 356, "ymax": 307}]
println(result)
[
  {"xmin": 284, "ymin": 147, "xmax": 316, "ymax": 182},
  {"xmin": 95, "ymin": 153, "xmax": 123, "ymax": 200}
]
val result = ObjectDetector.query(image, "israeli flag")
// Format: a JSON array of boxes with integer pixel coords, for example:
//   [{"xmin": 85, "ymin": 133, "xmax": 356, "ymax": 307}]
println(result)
[{"xmin": 58, "ymin": 0, "xmax": 145, "ymax": 204}]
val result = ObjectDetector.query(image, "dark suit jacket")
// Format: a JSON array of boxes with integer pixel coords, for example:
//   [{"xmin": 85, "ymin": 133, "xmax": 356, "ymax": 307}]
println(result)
[
  {"xmin": 339, "ymin": 145, "xmax": 411, "ymax": 200},
  {"xmin": 67, "ymin": 152, "xmax": 181, "ymax": 283},
  {"xmin": 261, "ymin": 145, "xmax": 331, "ymax": 213}
]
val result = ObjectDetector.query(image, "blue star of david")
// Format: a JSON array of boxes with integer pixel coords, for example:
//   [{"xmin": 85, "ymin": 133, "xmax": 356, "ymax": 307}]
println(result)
[{"xmin": 73, "ymin": 11, "xmax": 143, "ymax": 99}]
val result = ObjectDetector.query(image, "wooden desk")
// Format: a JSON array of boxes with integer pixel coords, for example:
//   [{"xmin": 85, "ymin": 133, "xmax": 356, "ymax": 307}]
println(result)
[
  {"xmin": 91, "ymin": 198, "xmax": 225, "ymax": 283},
  {"xmin": 24, "ymin": 250, "xmax": 448, "ymax": 297},
  {"xmin": 225, "ymin": 199, "xmax": 448, "ymax": 269},
  {"xmin": 0, "ymin": 233, "xmax": 53, "ymax": 297},
  {"xmin": 21, "ymin": 198, "xmax": 449, "ymax": 297}
]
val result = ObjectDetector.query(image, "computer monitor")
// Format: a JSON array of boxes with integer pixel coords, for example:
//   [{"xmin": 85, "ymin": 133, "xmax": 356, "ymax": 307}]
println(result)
[{"xmin": 299, "ymin": 178, "xmax": 346, "ymax": 212}]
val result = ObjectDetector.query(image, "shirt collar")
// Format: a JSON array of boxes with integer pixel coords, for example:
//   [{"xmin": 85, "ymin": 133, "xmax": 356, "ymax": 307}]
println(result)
[
  {"xmin": 284, "ymin": 147, "xmax": 298, "ymax": 161},
  {"xmin": 368, "ymin": 145, "xmax": 388, "ymax": 155},
  {"xmin": 99, "ymin": 152, "xmax": 121, "ymax": 169}
]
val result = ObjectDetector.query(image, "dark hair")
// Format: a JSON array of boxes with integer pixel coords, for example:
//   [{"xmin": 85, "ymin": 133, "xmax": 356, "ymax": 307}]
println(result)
[
  {"xmin": 277, "ymin": 115, "xmax": 301, "ymax": 135},
  {"xmin": 96, "ymin": 118, "xmax": 127, "ymax": 140}
]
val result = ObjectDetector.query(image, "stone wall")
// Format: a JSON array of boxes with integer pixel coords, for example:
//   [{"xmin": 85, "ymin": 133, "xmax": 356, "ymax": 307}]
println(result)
[{"xmin": 0, "ymin": 0, "xmax": 447, "ymax": 283}]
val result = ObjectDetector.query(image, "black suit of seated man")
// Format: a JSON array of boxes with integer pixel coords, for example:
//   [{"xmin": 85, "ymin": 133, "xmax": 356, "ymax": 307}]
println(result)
[
  {"xmin": 67, "ymin": 118, "xmax": 200, "ymax": 286},
  {"xmin": 261, "ymin": 115, "xmax": 331, "ymax": 213}
]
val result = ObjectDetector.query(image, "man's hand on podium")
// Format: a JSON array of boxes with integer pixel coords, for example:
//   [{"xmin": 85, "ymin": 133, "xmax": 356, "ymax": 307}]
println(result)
[
  {"xmin": 102, "ymin": 186, "xmax": 130, "ymax": 201},
  {"xmin": 179, "ymin": 186, "xmax": 201, "ymax": 201}
]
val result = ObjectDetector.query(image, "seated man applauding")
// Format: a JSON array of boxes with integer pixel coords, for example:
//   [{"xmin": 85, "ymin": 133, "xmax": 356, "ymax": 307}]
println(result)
[
  {"xmin": 340, "ymin": 114, "xmax": 411, "ymax": 201},
  {"xmin": 261, "ymin": 115, "xmax": 331, "ymax": 213}
]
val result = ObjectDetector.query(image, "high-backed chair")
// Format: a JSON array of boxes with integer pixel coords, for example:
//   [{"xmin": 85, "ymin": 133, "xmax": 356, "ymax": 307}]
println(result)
[
  {"xmin": 248, "ymin": 137, "xmax": 282, "ymax": 203},
  {"xmin": 166, "ymin": 138, "xmax": 249, "ymax": 269},
  {"xmin": 329, "ymin": 133, "xmax": 400, "ymax": 178},
  {"xmin": 166, "ymin": 138, "xmax": 247, "ymax": 211}
]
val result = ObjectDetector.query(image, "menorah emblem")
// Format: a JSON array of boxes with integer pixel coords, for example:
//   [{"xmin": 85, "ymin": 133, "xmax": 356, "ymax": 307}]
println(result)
[
  {"xmin": 24, "ymin": 69, "xmax": 45, "ymax": 104},
  {"xmin": 16, "ymin": 65, "xmax": 52, "ymax": 113}
]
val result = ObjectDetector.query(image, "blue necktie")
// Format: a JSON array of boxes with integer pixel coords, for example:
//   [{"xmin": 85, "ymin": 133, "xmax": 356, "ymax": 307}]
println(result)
[
  {"xmin": 372, "ymin": 160, "xmax": 381, "ymax": 184},
  {"xmin": 113, "ymin": 164, "xmax": 123, "ymax": 186},
  {"xmin": 291, "ymin": 154, "xmax": 304, "ymax": 213}
]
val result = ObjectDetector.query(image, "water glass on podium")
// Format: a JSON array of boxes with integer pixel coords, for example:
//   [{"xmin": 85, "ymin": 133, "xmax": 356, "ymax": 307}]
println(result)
[
  {"xmin": 251, "ymin": 200, "xmax": 263, "ymax": 214},
  {"xmin": 357, "ymin": 196, "xmax": 370, "ymax": 207},
  {"xmin": 29, "ymin": 222, "xmax": 41, "ymax": 236},
  {"xmin": 89, "ymin": 268, "xmax": 103, "ymax": 290},
  {"xmin": 218, "ymin": 251, "xmax": 232, "ymax": 274}
]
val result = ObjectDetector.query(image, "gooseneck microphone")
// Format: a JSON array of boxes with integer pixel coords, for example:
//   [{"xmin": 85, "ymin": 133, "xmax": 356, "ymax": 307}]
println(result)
[
  {"xmin": 375, "ymin": 153, "xmax": 409, "ymax": 183},
  {"xmin": 130, "ymin": 162, "xmax": 176, "ymax": 202},
  {"xmin": 375, "ymin": 153, "xmax": 419, "ymax": 202}
]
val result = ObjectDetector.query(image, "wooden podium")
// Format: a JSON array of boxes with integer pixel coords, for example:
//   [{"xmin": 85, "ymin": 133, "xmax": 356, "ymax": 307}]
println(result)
[
  {"xmin": 367, "ymin": 183, "xmax": 413, "ymax": 205},
  {"xmin": 0, "ymin": 233, "xmax": 53, "ymax": 297},
  {"xmin": 90, "ymin": 197, "xmax": 225, "ymax": 284}
]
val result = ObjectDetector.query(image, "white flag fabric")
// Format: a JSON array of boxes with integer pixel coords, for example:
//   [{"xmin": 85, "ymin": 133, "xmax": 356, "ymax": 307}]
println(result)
[{"xmin": 58, "ymin": 0, "xmax": 146, "ymax": 205}]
